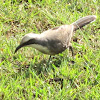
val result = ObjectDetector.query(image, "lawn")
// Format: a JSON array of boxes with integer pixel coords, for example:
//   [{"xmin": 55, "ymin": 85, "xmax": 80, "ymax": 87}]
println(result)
[{"xmin": 0, "ymin": 0, "xmax": 100, "ymax": 99}]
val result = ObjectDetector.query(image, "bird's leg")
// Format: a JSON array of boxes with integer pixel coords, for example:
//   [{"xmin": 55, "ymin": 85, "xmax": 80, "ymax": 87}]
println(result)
[
  {"xmin": 46, "ymin": 55, "xmax": 52, "ymax": 68},
  {"xmin": 48, "ymin": 55, "xmax": 51, "ymax": 63},
  {"xmin": 69, "ymin": 46, "xmax": 74, "ymax": 56},
  {"xmin": 69, "ymin": 45, "xmax": 75, "ymax": 64}
]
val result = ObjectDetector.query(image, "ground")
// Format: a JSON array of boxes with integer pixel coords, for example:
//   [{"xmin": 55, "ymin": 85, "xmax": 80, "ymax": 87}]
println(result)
[{"xmin": 0, "ymin": 0, "xmax": 100, "ymax": 99}]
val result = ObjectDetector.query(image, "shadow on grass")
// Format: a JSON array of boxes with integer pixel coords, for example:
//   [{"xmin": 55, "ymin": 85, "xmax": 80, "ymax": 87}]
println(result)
[
  {"xmin": 11, "ymin": 55, "xmax": 65, "ymax": 89},
  {"xmin": 13, "ymin": 55, "xmax": 64, "ymax": 75}
]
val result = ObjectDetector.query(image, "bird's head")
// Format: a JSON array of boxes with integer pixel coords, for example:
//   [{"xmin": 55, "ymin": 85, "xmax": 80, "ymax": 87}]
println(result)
[{"xmin": 15, "ymin": 33, "xmax": 39, "ymax": 53}]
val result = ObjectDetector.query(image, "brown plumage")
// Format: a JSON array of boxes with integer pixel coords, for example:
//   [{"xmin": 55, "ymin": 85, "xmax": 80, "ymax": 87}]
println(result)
[{"xmin": 15, "ymin": 15, "xmax": 96, "ymax": 55}]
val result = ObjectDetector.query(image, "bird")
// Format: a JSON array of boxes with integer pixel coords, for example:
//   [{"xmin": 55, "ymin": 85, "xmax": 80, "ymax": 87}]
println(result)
[{"xmin": 15, "ymin": 15, "xmax": 96, "ymax": 56}]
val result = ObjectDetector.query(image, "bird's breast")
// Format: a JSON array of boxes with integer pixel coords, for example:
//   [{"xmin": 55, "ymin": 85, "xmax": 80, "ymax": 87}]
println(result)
[{"xmin": 28, "ymin": 44, "xmax": 51, "ymax": 55}]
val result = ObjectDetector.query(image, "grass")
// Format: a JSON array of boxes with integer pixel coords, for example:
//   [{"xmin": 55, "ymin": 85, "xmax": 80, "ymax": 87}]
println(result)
[{"xmin": 0, "ymin": 0, "xmax": 100, "ymax": 99}]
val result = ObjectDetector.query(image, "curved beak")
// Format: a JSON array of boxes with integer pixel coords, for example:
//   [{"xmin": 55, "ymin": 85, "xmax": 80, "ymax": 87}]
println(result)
[{"xmin": 14, "ymin": 44, "xmax": 24, "ymax": 53}]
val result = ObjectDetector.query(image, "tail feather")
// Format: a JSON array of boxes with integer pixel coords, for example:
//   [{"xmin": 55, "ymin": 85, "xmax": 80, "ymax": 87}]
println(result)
[{"xmin": 72, "ymin": 15, "xmax": 96, "ymax": 31}]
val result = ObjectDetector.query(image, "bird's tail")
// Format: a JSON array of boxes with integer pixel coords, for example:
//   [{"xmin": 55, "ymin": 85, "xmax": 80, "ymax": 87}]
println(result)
[{"xmin": 72, "ymin": 15, "xmax": 96, "ymax": 31}]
